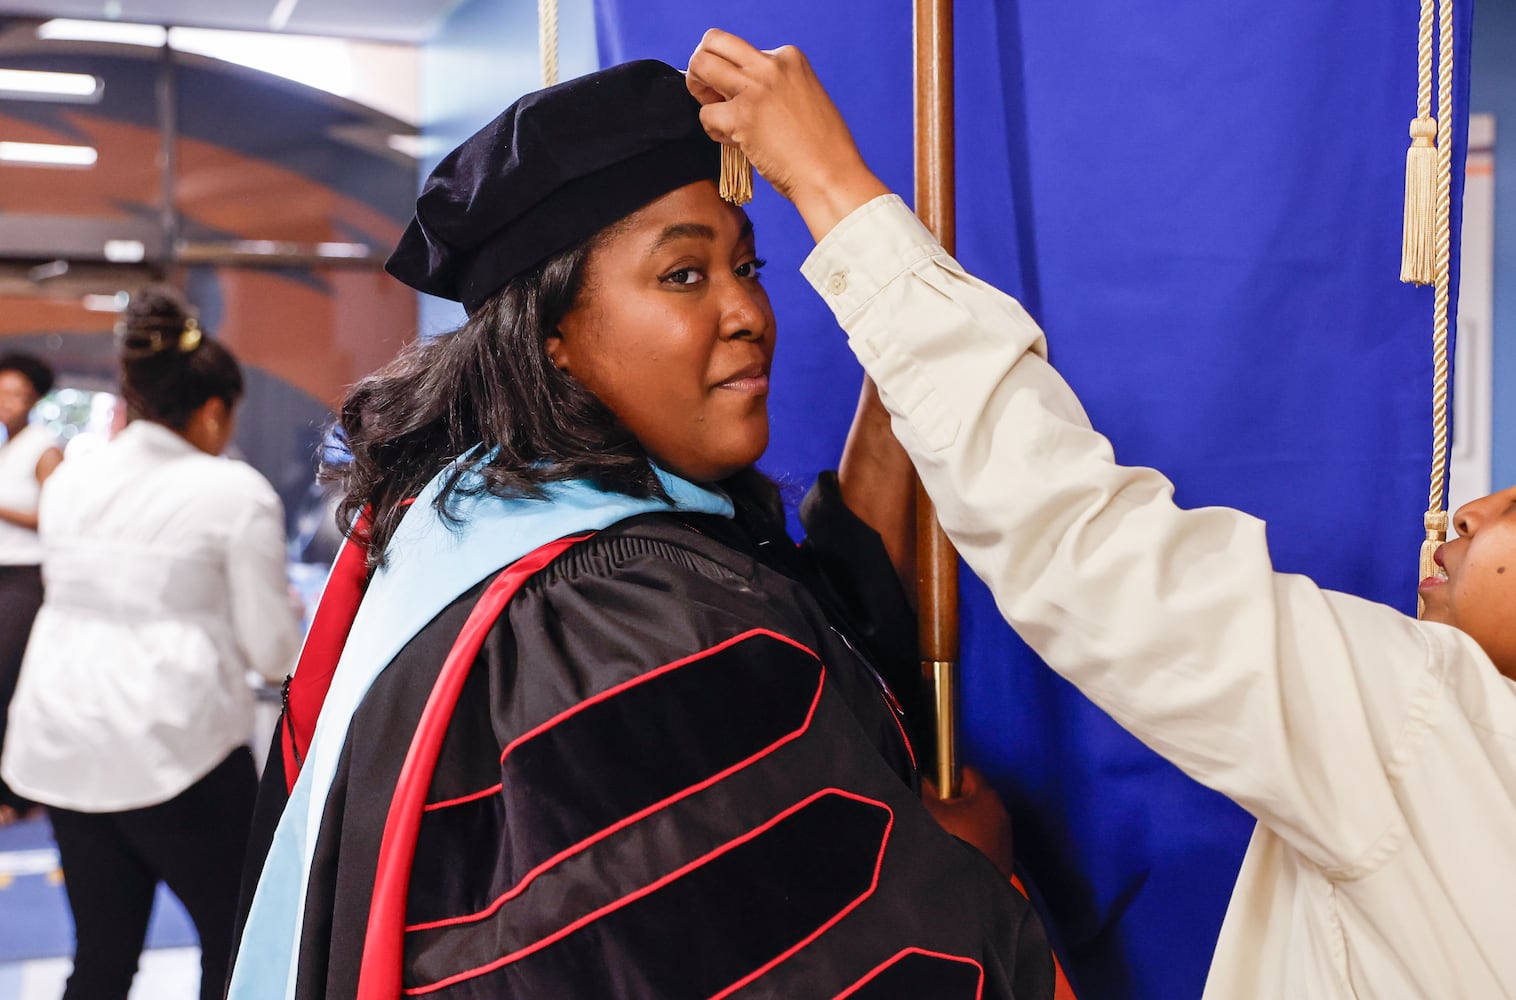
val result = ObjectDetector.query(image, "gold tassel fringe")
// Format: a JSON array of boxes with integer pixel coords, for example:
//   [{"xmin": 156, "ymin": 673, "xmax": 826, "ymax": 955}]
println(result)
[
  {"xmin": 719, "ymin": 144, "xmax": 753, "ymax": 206},
  {"xmin": 1400, "ymin": 117, "xmax": 1437, "ymax": 286},
  {"xmin": 1417, "ymin": 509, "xmax": 1448, "ymax": 618}
]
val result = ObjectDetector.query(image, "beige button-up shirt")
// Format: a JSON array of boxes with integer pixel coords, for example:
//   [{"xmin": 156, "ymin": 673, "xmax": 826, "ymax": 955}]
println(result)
[{"xmin": 805, "ymin": 194, "xmax": 1516, "ymax": 999}]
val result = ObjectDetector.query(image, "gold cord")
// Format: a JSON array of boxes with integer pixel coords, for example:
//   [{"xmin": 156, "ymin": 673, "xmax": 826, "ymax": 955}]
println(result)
[
  {"xmin": 1417, "ymin": 0, "xmax": 1455, "ymax": 617},
  {"xmin": 538, "ymin": 0, "xmax": 558, "ymax": 87}
]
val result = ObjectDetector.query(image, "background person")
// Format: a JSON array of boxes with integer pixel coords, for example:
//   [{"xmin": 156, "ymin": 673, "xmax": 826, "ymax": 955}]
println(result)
[
  {"xmin": 0, "ymin": 351, "xmax": 63, "ymax": 826},
  {"xmin": 2, "ymin": 287, "xmax": 300, "ymax": 1000},
  {"xmin": 686, "ymin": 27, "xmax": 1516, "ymax": 999}
]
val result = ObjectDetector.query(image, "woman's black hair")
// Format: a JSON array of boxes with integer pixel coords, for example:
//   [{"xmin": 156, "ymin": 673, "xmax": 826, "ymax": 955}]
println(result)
[
  {"xmin": 118, "ymin": 285, "xmax": 244, "ymax": 430},
  {"xmin": 332, "ymin": 236, "xmax": 784, "ymax": 568},
  {"xmin": 0, "ymin": 352, "xmax": 56, "ymax": 399}
]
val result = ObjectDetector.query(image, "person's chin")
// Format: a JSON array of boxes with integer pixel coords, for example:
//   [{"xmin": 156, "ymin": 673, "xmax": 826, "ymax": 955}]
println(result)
[
  {"xmin": 1416, "ymin": 596, "xmax": 1452, "ymax": 627},
  {"xmin": 670, "ymin": 421, "xmax": 768, "ymax": 483}
]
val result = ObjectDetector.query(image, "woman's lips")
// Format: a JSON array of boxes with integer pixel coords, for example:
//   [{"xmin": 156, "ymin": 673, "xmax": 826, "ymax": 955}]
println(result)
[
  {"xmin": 715, "ymin": 364, "xmax": 769, "ymax": 394},
  {"xmin": 1420, "ymin": 545, "xmax": 1450, "ymax": 593}
]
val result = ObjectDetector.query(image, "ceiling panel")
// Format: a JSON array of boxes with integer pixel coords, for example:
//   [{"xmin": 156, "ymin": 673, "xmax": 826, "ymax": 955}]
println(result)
[{"xmin": 0, "ymin": 0, "xmax": 463, "ymax": 42}]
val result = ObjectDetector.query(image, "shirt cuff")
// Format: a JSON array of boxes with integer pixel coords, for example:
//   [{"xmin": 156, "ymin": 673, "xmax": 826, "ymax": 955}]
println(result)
[{"xmin": 800, "ymin": 194, "xmax": 946, "ymax": 323}]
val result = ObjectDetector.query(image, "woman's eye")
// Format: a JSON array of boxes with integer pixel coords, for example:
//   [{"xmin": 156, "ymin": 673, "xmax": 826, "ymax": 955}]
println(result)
[
  {"xmin": 736, "ymin": 258, "xmax": 767, "ymax": 279},
  {"xmin": 661, "ymin": 267, "xmax": 705, "ymax": 286}
]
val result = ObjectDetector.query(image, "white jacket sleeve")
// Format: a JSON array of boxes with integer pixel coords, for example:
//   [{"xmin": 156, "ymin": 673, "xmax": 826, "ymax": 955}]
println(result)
[
  {"xmin": 803, "ymin": 194, "xmax": 1477, "ymax": 876},
  {"xmin": 227, "ymin": 475, "xmax": 302, "ymax": 684}
]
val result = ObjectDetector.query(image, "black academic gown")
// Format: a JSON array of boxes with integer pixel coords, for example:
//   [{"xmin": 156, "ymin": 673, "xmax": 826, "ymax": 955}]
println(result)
[{"xmin": 238, "ymin": 475, "xmax": 1053, "ymax": 999}]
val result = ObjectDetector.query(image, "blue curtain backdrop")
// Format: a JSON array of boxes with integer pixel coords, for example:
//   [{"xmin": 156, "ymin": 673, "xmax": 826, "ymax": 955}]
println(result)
[{"xmin": 596, "ymin": 3, "xmax": 1472, "ymax": 998}]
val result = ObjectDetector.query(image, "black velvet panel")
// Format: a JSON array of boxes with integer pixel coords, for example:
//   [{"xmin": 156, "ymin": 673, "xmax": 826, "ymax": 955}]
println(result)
[
  {"xmin": 406, "ymin": 790, "xmax": 892, "ymax": 998},
  {"xmin": 406, "ymin": 628, "xmax": 827, "ymax": 933},
  {"xmin": 408, "ymin": 660, "xmax": 512, "ymax": 924},
  {"xmin": 493, "ymin": 631, "xmax": 823, "ymax": 882}
]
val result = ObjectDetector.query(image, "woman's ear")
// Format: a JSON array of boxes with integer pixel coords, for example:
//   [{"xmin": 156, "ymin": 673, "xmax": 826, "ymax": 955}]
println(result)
[
  {"xmin": 544, "ymin": 332, "xmax": 571, "ymax": 375},
  {"xmin": 203, "ymin": 395, "xmax": 230, "ymax": 429},
  {"xmin": 184, "ymin": 396, "xmax": 233, "ymax": 455}
]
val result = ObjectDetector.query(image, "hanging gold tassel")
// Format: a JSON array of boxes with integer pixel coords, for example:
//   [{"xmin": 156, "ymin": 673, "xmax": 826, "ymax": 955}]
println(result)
[
  {"xmin": 1417, "ymin": 510, "xmax": 1449, "ymax": 616},
  {"xmin": 1400, "ymin": 117, "xmax": 1437, "ymax": 285},
  {"xmin": 1413, "ymin": 0, "xmax": 1454, "ymax": 616},
  {"xmin": 719, "ymin": 144, "xmax": 753, "ymax": 206}
]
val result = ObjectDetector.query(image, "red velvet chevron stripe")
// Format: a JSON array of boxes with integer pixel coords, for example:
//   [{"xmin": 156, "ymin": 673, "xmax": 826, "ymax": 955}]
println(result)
[{"xmin": 355, "ymin": 532, "xmax": 592, "ymax": 1000}]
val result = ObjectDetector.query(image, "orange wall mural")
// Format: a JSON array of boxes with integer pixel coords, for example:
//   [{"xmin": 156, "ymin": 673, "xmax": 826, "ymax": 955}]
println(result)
[{"xmin": 0, "ymin": 40, "xmax": 420, "ymax": 523}]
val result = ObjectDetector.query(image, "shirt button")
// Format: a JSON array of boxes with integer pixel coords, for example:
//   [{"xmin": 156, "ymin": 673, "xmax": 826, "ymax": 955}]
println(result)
[{"xmin": 827, "ymin": 273, "xmax": 848, "ymax": 295}]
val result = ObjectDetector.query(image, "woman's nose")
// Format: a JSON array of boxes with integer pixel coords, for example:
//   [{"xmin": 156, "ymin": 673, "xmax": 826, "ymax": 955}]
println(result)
[
  {"xmin": 719, "ymin": 282, "xmax": 772, "ymax": 342},
  {"xmin": 1452, "ymin": 488, "xmax": 1510, "ymax": 537},
  {"xmin": 1453, "ymin": 500, "xmax": 1477, "ymax": 538}
]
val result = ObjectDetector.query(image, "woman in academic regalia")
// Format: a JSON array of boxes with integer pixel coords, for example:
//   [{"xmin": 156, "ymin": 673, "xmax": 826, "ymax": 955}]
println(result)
[{"xmin": 230, "ymin": 59, "xmax": 1054, "ymax": 1000}]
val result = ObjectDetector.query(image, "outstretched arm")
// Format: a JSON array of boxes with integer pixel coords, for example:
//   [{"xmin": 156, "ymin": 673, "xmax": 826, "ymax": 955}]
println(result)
[{"xmin": 686, "ymin": 28, "xmax": 1484, "ymax": 873}]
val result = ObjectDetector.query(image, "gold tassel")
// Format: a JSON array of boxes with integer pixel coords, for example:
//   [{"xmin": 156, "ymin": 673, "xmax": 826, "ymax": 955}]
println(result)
[
  {"xmin": 719, "ymin": 144, "xmax": 753, "ymax": 206},
  {"xmin": 1400, "ymin": 117, "xmax": 1437, "ymax": 285},
  {"xmin": 1417, "ymin": 509, "xmax": 1448, "ymax": 618}
]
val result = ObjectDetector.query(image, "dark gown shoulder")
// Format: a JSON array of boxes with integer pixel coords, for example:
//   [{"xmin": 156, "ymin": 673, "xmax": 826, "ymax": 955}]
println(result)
[{"xmin": 245, "ymin": 508, "xmax": 1052, "ymax": 1000}]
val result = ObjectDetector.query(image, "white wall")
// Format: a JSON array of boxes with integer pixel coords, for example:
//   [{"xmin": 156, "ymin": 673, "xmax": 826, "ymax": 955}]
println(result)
[{"xmin": 1449, "ymin": 113, "xmax": 1496, "ymax": 515}]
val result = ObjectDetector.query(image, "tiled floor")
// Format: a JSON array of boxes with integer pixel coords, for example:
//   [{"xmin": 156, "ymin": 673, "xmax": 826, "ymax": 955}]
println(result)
[
  {"xmin": 0, "ymin": 947, "xmax": 202, "ymax": 1000},
  {"xmin": 0, "ymin": 812, "xmax": 202, "ymax": 1000}
]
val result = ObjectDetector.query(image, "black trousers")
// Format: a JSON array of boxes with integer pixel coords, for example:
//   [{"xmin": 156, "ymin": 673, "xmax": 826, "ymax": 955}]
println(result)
[
  {"xmin": 0, "ymin": 563, "xmax": 44, "ymax": 812},
  {"xmin": 48, "ymin": 747, "xmax": 258, "ymax": 1000}
]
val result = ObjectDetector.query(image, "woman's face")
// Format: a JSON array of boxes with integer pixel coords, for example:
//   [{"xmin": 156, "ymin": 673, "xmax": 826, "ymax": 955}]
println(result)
[
  {"xmin": 548, "ymin": 180, "xmax": 774, "ymax": 484},
  {"xmin": 1420, "ymin": 484, "xmax": 1516, "ymax": 677},
  {"xmin": 0, "ymin": 370, "xmax": 40, "ymax": 436}
]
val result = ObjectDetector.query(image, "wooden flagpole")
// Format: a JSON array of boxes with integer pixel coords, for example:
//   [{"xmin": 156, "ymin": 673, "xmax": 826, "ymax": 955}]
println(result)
[{"xmin": 913, "ymin": 0, "xmax": 962, "ymax": 799}]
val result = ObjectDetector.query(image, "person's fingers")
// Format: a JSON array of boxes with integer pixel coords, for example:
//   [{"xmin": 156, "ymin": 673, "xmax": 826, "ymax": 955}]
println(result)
[
  {"xmin": 693, "ymin": 27, "xmax": 765, "ymax": 70},
  {"xmin": 686, "ymin": 28, "xmax": 759, "ymax": 101},
  {"xmin": 685, "ymin": 71, "xmax": 724, "ymax": 107},
  {"xmin": 697, "ymin": 103, "xmax": 738, "ymax": 144},
  {"xmin": 765, "ymin": 44, "xmax": 808, "ymax": 73},
  {"xmin": 687, "ymin": 47, "xmax": 750, "ymax": 102}
]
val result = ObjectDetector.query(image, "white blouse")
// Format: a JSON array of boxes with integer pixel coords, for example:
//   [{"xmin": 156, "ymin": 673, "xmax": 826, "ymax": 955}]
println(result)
[
  {"xmin": 807, "ymin": 195, "xmax": 1516, "ymax": 999},
  {"xmin": 0, "ymin": 423, "xmax": 59, "ymax": 565},
  {"xmin": 2, "ymin": 420, "xmax": 301, "ymax": 811}
]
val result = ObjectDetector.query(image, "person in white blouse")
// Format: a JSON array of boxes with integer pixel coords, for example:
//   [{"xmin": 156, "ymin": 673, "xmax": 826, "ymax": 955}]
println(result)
[
  {"xmin": 2, "ymin": 286, "xmax": 301, "ymax": 1000},
  {"xmin": 0, "ymin": 352, "xmax": 64, "ymax": 825},
  {"xmin": 687, "ymin": 29, "xmax": 1516, "ymax": 1000}
]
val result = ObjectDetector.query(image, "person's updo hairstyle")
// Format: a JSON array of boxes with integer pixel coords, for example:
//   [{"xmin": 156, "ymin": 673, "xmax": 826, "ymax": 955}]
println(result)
[{"xmin": 117, "ymin": 285, "xmax": 244, "ymax": 430}]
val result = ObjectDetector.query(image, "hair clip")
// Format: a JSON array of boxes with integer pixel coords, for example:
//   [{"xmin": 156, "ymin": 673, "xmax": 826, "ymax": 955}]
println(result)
[
  {"xmin": 114, "ymin": 314, "xmax": 202, "ymax": 360},
  {"xmin": 178, "ymin": 317, "xmax": 202, "ymax": 353}
]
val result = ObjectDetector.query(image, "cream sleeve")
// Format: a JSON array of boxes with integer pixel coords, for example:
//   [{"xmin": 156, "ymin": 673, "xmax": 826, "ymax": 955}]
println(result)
[{"xmin": 802, "ymin": 194, "xmax": 1478, "ymax": 876}]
